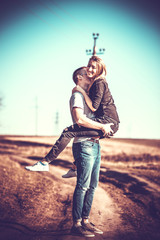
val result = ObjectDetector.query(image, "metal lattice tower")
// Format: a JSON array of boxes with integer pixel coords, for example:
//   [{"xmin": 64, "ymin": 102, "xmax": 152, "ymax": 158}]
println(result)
[{"xmin": 35, "ymin": 97, "xmax": 38, "ymax": 136}]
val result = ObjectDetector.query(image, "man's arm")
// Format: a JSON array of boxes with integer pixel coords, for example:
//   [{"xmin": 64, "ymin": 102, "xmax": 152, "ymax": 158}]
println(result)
[{"xmin": 72, "ymin": 107, "xmax": 113, "ymax": 136}]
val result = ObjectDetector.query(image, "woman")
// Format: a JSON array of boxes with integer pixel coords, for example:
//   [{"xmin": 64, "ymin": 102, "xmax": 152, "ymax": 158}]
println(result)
[
  {"xmin": 25, "ymin": 56, "xmax": 120, "ymax": 172},
  {"xmin": 73, "ymin": 56, "xmax": 119, "ymax": 129}
]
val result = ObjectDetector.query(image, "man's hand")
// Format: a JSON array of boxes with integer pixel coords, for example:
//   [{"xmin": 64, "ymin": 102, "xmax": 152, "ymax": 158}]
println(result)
[
  {"xmin": 101, "ymin": 123, "xmax": 114, "ymax": 137},
  {"xmin": 72, "ymin": 85, "xmax": 85, "ymax": 95}
]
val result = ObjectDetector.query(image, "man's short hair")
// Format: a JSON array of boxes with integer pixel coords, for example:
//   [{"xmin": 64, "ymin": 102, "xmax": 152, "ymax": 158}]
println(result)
[{"xmin": 73, "ymin": 67, "xmax": 86, "ymax": 84}]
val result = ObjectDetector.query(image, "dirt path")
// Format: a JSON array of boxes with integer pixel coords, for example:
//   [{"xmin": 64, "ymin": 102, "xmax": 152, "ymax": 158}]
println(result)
[
  {"xmin": 98, "ymin": 166, "xmax": 160, "ymax": 240},
  {"xmin": 0, "ymin": 136, "xmax": 160, "ymax": 240}
]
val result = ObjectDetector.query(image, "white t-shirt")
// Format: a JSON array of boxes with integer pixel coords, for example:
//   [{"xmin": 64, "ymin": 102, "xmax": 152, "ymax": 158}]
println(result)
[{"xmin": 70, "ymin": 92, "xmax": 95, "ymax": 143}]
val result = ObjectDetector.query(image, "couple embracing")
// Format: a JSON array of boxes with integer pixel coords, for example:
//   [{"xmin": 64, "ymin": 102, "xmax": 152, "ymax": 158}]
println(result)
[{"xmin": 26, "ymin": 56, "xmax": 120, "ymax": 237}]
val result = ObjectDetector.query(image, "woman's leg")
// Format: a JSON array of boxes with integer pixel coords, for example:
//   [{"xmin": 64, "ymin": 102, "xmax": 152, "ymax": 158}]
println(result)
[
  {"xmin": 25, "ymin": 124, "xmax": 104, "ymax": 171},
  {"xmin": 25, "ymin": 119, "xmax": 119, "ymax": 171},
  {"xmin": 94, "ymin": 116, "xmax": 119, "ymax": 136},
  {"xmin": 44, "ymin": 124, "xmax": 103, "ymax": 163},
  {"xmin": 44, "ymin": 116, "xmax": 119, "ymax": 163}
]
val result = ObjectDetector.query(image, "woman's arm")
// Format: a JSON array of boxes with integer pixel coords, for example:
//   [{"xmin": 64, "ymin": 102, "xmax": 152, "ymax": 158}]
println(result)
[
  {"xmin": 82, "ymin": 91, "xmax": 97, "ymax": 112},
  {"xmin": 72, "ymin": 80, "xmax": 106, "ymax": 112},
  {"xmin": 72, "ymin": 85, "xmax": 96, "ymax": 112}
]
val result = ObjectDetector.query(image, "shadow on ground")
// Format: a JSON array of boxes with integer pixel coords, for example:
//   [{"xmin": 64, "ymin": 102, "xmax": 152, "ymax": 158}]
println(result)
[
  {"xmin": 0, "ymin": 137, "xmax": 52, "ymax": 148},
  {"xmin": 99, "ymin": 169, "xmax": 160, "ymax": 221}
]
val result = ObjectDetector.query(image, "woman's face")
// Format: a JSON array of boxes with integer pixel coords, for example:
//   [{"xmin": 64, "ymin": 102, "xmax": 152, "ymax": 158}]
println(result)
[{"xmin": 87, "ymin": 61, "xmax": 98, "ymax": 79}]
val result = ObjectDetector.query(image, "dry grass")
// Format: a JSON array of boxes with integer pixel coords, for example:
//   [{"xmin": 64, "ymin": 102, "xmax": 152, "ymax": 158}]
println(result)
[{"xmin": 0, "ymin": 135, "xmax": 160, "ymax": 240}]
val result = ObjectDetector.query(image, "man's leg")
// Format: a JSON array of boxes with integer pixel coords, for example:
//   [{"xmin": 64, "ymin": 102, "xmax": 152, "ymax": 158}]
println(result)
[
  {"xmin": 72, "ymin": 141, "xmax": 95, "ymax": 221},
  {"xmin": 81, "ymin": 141, "xmax": 103, "ymax": 234},
  {"xmin": 71, "ymin": 141, "xmax": 96, "ymax": 237},
  {"xmin": 81, "ymin": 141, "xmax": 101, "ymax": 218}
]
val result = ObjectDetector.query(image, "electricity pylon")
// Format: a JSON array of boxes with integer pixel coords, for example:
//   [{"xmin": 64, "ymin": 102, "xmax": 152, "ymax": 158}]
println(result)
[
  {"xmin": 54, "ymin": 111, "xmax": 59, "ymax": 135},
  {"xmin": 35, "ymin": 97, "xmax": 38, "ymax": 136}
]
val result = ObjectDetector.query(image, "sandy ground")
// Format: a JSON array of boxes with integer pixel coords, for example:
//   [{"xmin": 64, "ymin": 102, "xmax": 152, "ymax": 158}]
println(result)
[{"xmin": 0, "ymin": 135, "xmax": 160, "ymax": 240}]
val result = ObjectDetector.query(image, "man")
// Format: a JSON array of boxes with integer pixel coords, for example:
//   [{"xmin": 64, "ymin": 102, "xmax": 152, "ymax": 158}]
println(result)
[
  {"xmin": 26, "ymin": 66, "xmax": 112, "ymax": 236},
  {"xmin": 25, "ymin": 67, "xmax": 113, "ymax": 172},
  {"xmin": 70, "ymin": 67, "xmax": 104, "ymax": 237}
]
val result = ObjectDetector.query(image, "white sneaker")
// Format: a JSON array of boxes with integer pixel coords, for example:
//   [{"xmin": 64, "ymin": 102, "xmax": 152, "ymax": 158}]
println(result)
[
  {"xmin": 25, "ymin": 161, "xmax": 49, "ymax": 171},
  {"xmin": 62, "ymin": 168, "xmax": 77, "ymax": 178}
]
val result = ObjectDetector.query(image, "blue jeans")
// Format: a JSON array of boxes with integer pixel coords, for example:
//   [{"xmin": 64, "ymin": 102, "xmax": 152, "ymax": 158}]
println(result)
[{"xmin": 72, "ymin": 140, "xmax": 101, "ymax": 221}]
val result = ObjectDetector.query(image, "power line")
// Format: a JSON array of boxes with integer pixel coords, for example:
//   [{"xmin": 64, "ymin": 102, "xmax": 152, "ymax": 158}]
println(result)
[
  {"xmin": 19, "ymin": 1, "xmax": 56, "ymax": 28},
  {"xmin": 37, "ymin": 0, "xmax": 68, "ymax": 23},
  {"xmin": 35, "ymin": 0, "xmax": 81, "ymax": 31},
  {"xmin": 49, "ymin": 0, "xmax": 81, "ymax": 25},
  {"xmin": 22, "ymin": 0, "xmax": 86, "ymax": 35}
]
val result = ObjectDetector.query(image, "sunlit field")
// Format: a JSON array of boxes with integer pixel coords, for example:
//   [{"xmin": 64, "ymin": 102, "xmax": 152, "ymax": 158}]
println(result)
[{"xmin": 0, "ymin": 136, "xmax": 160, "ymax": 240}]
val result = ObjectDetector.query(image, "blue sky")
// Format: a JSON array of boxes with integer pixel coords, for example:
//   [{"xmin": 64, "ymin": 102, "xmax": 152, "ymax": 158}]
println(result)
[{"xmin": 0, "ymin": 0, "xmax": 160, "ymax": 138}]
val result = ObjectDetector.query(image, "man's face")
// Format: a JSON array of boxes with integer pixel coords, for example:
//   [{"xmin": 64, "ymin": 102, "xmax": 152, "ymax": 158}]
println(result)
[
  {"xmin": 87, "ymin": 61, "xmax": 97, "ymax": 79},
  {"xmin": 79, "ymin": 69, "xmax": 91, "ymax": 91}
]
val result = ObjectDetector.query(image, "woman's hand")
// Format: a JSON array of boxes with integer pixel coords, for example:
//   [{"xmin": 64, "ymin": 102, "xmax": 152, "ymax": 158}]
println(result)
[{"xmin": 72, "ymin": 85, "xmax": 85, "ymax": 95}]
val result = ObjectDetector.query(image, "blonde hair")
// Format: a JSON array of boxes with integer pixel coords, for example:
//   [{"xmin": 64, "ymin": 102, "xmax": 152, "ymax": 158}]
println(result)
[{"xmin": 88, "ymin": 56, "xmax": 107, "ymax": 80}]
